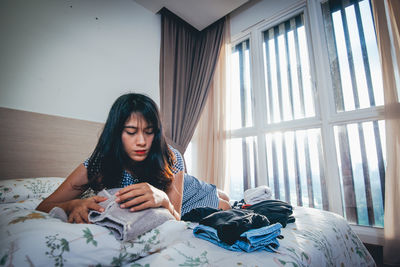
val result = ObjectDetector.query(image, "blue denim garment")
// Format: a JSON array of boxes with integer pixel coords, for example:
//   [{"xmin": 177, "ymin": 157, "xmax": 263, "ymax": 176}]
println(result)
[{"xmin": 193, "ymin": 223, "xmax": 282, "ymax": 252}]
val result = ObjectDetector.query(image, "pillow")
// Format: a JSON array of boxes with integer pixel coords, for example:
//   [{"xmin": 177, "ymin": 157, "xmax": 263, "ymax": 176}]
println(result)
[{"xmin": 0, "ymin": 177, "xmax": 65, "ymax": 204}]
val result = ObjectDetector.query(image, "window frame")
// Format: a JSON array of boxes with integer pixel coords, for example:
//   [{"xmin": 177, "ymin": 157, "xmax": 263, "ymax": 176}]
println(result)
[{"xmin": 228, "ymin": 0, "xmax": 385, "ymax": 245}]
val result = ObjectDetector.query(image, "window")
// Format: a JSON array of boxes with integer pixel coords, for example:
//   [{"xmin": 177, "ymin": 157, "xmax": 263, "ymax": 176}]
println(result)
[
  {"xmin": 322, "ymin": 0, "xmax": 384, "ymax": 112},
  {"xmin": 227, "ymin": 0, "xmax": 385, "ymax": 229},
  {"xmin": 263, "ymin": 14, "xmax": 315, "ymax": 123},
  {"xmin": 322, "ymin": 0, "xmax": 385, "ymax": 227},
  {"xmin": 230, "ymin": 40, "xmax": 253, "ymax": 130},
  {"xmin": 262, "ymin": 14, "xmax": 328, "ymax": 210}
]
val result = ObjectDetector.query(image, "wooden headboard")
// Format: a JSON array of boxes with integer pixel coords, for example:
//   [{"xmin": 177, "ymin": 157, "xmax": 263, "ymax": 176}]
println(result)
[{"xmin": 0, "ymin": 107, "xmax": 104, "ymax": 180}]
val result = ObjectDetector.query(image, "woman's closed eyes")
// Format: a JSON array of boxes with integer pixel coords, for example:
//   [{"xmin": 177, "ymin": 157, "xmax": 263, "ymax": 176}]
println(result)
[{"xmin": 123, "ymin": 127, "xmax": 154, "ymax": 135}]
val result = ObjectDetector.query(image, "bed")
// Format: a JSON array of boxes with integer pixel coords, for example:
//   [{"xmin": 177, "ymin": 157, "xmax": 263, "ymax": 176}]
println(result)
[
  {"xmin": 0, "ymin": 108, "xmax": 375, "ymax": 266},
  {"xmin": 0, "ymin": 177, "xmax": 375, "ymax": 267}
]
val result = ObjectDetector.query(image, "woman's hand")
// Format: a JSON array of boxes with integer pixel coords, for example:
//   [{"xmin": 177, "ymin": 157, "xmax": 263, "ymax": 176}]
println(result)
[
  {"xmin": 115, "ymin": 182, "xmax": 169, "ymax": 211},
  {"xmin": 67, "ymin": 196, "xmax": 108, "ymax": 224}
]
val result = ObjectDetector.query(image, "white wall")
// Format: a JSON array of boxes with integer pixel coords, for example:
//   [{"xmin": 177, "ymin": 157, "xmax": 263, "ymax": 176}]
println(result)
[
  {"xmin": 0, "ymin": 0, "xmax": 160, "ymax": 123},
  {"xmin": 230, "ymin": 0, "xmax": 302, "ymax": 38}
]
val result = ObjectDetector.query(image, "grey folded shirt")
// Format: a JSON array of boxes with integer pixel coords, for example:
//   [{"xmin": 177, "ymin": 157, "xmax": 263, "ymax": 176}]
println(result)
[{"xmin": 49, "ymin": 188, "xmax": 175, "ymax": 241}]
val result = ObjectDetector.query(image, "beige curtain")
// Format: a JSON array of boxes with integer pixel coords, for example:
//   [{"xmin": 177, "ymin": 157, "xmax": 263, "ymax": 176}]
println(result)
[
  {"xmin": 190, "ymin": 16, "xmax": 231, "ymax": 192},
  {"xmin": 371, "ymin": 0, "xmax": 400, "ymax": 265}
]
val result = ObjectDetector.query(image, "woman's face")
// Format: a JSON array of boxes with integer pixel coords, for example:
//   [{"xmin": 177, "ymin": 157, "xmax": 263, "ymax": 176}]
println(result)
[{"xmin": 121, "ymin": 113, "xmax": 155, "ymax": 162}]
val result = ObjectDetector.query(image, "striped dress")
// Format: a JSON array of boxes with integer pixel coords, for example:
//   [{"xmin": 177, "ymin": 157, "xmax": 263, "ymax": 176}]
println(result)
[{"xmin": 83, "ymin": 146, "xmax": 219, "ymax": 216}]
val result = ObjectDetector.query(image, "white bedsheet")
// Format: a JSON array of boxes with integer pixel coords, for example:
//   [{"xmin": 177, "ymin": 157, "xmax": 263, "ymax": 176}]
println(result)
[{"xmin": 0, "ymin": 177, "xmax": 376, "ymax": 266}]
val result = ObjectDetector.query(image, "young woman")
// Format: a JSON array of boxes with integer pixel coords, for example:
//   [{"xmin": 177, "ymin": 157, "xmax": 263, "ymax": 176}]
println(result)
[{"xmin": 36, "ymin": 93, "xmax": 230, "ymax": 223}]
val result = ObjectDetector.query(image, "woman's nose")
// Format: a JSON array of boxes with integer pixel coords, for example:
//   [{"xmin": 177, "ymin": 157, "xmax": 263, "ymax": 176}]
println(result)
[{"xmin": 136, "ymin": 132, "xmax": 146, "ymax": 145}]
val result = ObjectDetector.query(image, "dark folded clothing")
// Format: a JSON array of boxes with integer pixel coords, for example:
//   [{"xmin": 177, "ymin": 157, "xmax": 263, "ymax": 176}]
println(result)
[
  {"xmin": 181, "ymin": 207, "xmax": 220, "ymax": 222},
  {"xmin": 243, "ymin": 199, "xmax": 295, "ymax": 227},
  {"xmin": 199, "ymin": 209, "xmax": 270, "ymax": 245}
]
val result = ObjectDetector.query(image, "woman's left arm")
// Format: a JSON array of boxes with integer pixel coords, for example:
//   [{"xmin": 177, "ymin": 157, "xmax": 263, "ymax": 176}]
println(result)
[{"xmin": 164, "ymin": 170, "xmax": 184, "ymax": 220}]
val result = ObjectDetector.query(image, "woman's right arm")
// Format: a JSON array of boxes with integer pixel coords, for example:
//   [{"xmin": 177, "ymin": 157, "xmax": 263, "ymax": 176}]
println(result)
[{"xmin": 36, "ymin": 164, "xmax": 107, "ymax": 223}]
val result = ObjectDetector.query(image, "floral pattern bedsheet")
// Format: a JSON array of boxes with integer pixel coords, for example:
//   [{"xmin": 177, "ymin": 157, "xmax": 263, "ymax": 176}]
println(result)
[
  {"xmin": 0, "ymin": 178, "xmax": 375, "ymax": 267},
  {"xmin": 133, "ymin": 207, "xmax": 376, "ymax": 267}
]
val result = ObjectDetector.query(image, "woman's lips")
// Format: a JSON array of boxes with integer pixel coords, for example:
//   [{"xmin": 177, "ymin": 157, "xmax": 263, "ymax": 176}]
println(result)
[{"xmin": 135, "ymin": 150, "xmax": 146, "ymax": 154}]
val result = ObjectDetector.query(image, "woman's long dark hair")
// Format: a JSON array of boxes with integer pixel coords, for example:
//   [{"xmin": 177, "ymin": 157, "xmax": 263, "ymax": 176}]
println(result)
[{"xmin": 83, "ymin": 93, "xmax": 174, "ymax": 192}]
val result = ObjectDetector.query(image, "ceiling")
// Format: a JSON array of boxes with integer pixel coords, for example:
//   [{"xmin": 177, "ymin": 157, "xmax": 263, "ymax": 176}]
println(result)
[{"xmin": 134, "ymin": 0, "xmax": 249, "ymax": 31}]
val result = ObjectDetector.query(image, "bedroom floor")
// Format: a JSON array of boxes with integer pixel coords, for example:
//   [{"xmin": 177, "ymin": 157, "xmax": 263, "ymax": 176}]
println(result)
[{"xmin": 364, "ymin": 243, "xmax": 390, "ymax": 267}]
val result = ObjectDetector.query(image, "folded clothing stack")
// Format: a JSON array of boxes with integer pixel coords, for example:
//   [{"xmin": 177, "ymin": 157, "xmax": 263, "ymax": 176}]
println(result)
[
  {"xmin": 191, "ymin": 209, "xmax": 282, "ymax": 252},
  {"xmin": 232, "ymin": 185, "xmax": 296, "ymax": 228},
  {"xmin": 88, "ymin": 188, "xmax": 175, "ymax": 241},
  {"xmin": 244, "ymin": 199, "xmax": 295, "ymax": 227},
  {"xmin": 193, "ymin": 222, "xmax": 282, "ymax": 252},
  {"xmin": 243, "ymin": 185, "xmax": 272, "ymax": 205},
  {"xmin": 49, "ymin": 188, "xmax": 175, "ymax": 241}
]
